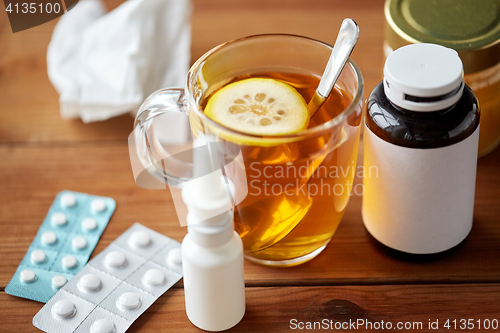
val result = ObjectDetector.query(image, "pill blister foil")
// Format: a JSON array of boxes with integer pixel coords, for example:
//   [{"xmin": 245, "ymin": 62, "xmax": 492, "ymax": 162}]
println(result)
[{"xmin": 33, "ymin": 223, "xmax": 183, "ymax": 333}]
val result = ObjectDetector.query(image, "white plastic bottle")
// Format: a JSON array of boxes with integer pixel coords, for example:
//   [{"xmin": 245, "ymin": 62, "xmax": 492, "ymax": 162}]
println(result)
[
  {"xmin": 362, "ymin": 44, "xmax": 480, "ymax": 255},
  {"xmin": 181, "ymin": 138, "xmax": 246, "ymax": 331}
]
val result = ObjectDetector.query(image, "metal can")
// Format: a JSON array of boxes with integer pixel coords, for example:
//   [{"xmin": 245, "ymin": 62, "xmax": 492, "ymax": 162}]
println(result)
[{"xmin": 384, "ymin": 0, "xmax": 500, "ymax": 157}]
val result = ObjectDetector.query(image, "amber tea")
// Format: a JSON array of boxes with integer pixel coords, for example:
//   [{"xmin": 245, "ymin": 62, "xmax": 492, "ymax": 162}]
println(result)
[
  {"xmin": 201, "ymin": 71, "xmax": 361, "ymax": 264},
  {"xmin": 133, "ymin": 35, "xmax": 364, "ymax": 266}
]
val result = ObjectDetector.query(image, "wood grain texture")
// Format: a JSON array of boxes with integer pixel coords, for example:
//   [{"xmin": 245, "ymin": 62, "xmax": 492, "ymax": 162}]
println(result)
[
  {"xmin": 0, "ymin": 0, "xmax": 385, "ymax": 143},
  {"xmin": 0, "ymin": 0, "xmax": 499, "ymax": 332},
  {"xmin": 1, "ymin": 144, "xmax": 499, "ymax": 287},
  {"xmin": 3, "ymin": 284, "xmax": 500, "ymax": 332}
]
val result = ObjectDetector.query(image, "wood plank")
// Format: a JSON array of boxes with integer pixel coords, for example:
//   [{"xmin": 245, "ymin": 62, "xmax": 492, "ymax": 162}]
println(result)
[
  {"xmin": 0, "ymin": 0, "xmax": 384, "ymax": 143},
  {"xmin": 1, "ymin": 144, "xmax": 499, "ymax": 287},
  {"xmin": 2, "ymin": 283, "xmax": 500, "ymax": 332},
  {"xmin": 0, "ymin": 17, "xmax": 136, "ymax": 143},
  {"xmin": 190, "ymin": 0, "xmax": 385, "ymax": 89},
  {"xmin": 1, "ymin": 1, "xmax": 499, "ymax": 332}
]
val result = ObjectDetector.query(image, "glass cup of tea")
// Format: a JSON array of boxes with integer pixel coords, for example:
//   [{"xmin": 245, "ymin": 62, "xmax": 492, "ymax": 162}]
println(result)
[{"xmin": 131, "ymin": 34, "xmax": 364, "ymax": 266}]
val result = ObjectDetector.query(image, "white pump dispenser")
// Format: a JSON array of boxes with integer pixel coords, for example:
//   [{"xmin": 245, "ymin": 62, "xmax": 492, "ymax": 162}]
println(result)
[{"xmin": 181, "ymin": 137, "xmax": 246, "ymax": 332}]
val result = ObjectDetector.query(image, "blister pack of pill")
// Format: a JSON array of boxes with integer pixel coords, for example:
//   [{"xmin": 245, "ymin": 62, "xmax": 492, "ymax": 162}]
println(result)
[
  {"xmin": 33, "ymin": 223, "xmax": 183, "ymax": 333},
  {"xmin": 5, "ymin": 190, "xmax": 116, "ymax": 303}
]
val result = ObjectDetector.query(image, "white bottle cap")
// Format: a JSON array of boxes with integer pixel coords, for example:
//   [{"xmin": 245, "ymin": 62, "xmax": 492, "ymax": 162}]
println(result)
[
  {"xmin": 41, "ymin": 231, "xmax": 57, "ymax": 245},
  {"xmin": 20, "ymin": 269, "xmax": 36, "ymax": 283},
  {"xmin": 52, "ymin": 275, "xmax": 67, "ymax": 289},
  {"xmin": 62, "ymin": 255, "xmax": 77, "ymax": 269},
  {"xmin": 91, "ymin": 319, "xmax": 116, "ymax": 333},
  {"xmin": 116, "ymin": 292, "xmax": 141, "ymax": 311},
  {"xmin": 383, "ymin": 43, "xmax": 464, "ymax": 112},
  {"xmin": 52, "ymin": 299, "xmax": 76, "ymax": 319},
  {"xmin": 78, "ymin": 273, "xmax": 102, "ymax": 292}
]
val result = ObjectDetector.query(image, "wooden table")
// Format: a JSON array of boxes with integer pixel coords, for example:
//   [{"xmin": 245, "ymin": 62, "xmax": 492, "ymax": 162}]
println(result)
[{"xmin": 1, "ymin": 0, "xmax": 499, "ymax": 332}]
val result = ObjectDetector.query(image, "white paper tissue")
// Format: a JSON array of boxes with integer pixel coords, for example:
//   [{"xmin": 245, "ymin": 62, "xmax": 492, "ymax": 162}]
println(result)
[{"xmin": 47, "ymin": 0, "xmax": 191, "ymax": 125}]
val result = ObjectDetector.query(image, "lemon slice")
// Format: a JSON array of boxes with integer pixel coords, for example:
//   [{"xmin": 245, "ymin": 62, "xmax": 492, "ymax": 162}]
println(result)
[{"xmin": 205, "ymin": 78, "xmax": 309, "ymax": 137}]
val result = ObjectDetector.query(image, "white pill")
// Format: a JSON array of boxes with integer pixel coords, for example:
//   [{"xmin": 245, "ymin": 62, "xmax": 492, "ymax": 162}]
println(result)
[
  {"xmin": 60, "ymin": 193, "xmax": 76, "ymax": 208},
  {"xmin": 20, "ymin": 269, "xmax": 36, "ymax": 283},
  {"xmin": 52, "ymin": 275, "xmax": 67, "ymax": 288},
  {"xmin": 91, "ymin": 199, "xmax": 106, "ymax": 213},
  {"xmin": 105, "ymin": 251, "xmax": 126, "ymax": 268},
  {"xmin": 51, "ymin": 212, "xmax": 67, "ymax": 226},
  {"xmin": 167, "ymin": 247, "xmax": 182, "ymax": 266},
  {"xmin": 72, "ymin": 236, "xmax": 87, "ymax": 250},
  {"xmin": 91, "ymin": 318, "xmax": 116, "ymax": 333},
  {"xmin": 82, "ymin": 217, "xmax": 97, "ymax": 231},
  {"xmin": 62, "ymin": 255, "xmax": 77, "ymax": 269},
  {"xmin": 128, "ymin": 230, "xmax": 151, "ymax": 248},
  {"xmin": 77, "ymin": 273, "xmax": 102, "ymax": 292},
  {"xmin": 142, "ymin": 269, "xmax": 165, "ymax": 286},
  {"xmin": 52, "ymin": 299, "xmax": 76, "ymax": 319},
  {"xmin": 41, "ymin": 231, "xmax": 57, "ymax": 245},
  {"xmin": 31, "ymin": 249, "xmax": 46, "ymax": 264},
  {"xmin": 116, "ymin": 292, "xmax": 141, "ymax": 311}
]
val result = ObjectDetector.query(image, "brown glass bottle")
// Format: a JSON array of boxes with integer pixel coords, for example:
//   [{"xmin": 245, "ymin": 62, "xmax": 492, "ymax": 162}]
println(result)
[
  {"xmin": 366, "ymin": 82, "xmax": 480, "ymax": 149},
  {"xmin": 362, "ymin": 43, "xmax": 481, "ymax": 258}
]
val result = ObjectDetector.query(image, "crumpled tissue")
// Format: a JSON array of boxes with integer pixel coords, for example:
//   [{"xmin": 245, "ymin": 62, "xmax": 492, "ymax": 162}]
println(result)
[{"xmin": 47, "ymin": 0, "xmax": 191, "ymax": 124}]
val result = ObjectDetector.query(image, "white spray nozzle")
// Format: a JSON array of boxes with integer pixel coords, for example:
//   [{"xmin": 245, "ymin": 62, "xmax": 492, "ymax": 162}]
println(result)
[
  {"xmin": 182, "ymin": 136, "xmax": 234, "ymax": 225},
  {"xmin": 192, "ymin": 136, "xmax": 226, "ymax": 200}
]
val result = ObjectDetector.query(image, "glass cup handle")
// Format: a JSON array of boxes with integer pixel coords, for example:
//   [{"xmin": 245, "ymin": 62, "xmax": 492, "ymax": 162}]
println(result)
[
  {"xmin": 134, "ymin": 88, "xmax": 186, "ymax": 127},
  {"xmin": 130, "ymin": 88, "xmax": 189, "ymax": 188}
]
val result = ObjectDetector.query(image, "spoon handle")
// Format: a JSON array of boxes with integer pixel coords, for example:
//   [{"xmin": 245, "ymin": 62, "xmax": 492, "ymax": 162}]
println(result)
[{"xmin": 308, "ymin": 18, "xmax": 359, "ymax": 118}]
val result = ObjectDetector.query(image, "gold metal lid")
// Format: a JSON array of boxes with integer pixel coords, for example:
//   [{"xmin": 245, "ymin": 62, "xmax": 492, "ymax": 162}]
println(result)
[{"xmin": 385, "ymin": 0, "xmax": 500, "ymax": 74}]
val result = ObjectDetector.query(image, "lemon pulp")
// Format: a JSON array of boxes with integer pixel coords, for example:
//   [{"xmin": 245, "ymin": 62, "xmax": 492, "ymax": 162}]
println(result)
[{"xmin": 205, "ymin": 78, "xmax": 310, "ymax": 137}]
